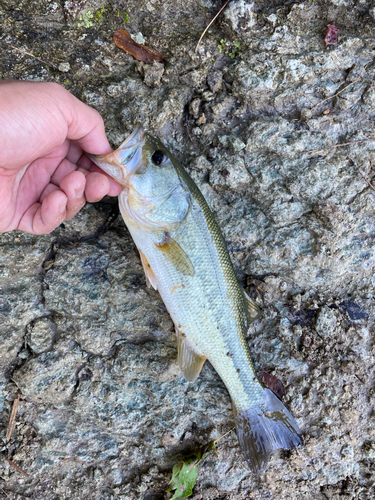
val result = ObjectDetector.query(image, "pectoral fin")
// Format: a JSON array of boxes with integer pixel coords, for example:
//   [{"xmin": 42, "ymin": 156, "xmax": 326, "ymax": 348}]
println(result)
[
  {"xmin": 244, "ymin": 290, "xmax": 260, "ymax": 324},
  {"xmin": 176, "ymin": 329, "xmax": 206, "ymax": 382},
  {"xmin": 155, "ymin": 233, "xmax": 194, "ymax": 277},
  {"xmin": 139, "ymin": 250, "xmax": 158, "ymax": 290}
]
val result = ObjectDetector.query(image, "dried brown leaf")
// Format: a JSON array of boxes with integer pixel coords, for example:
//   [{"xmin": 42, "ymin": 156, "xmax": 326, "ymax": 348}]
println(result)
[
  {"xmin": 113, "ymin": 30, "xmax": 164, "ymax": 62},
  {"xmin": 259, "ymin": 371, "xmax": 286, "ymax": 400}
]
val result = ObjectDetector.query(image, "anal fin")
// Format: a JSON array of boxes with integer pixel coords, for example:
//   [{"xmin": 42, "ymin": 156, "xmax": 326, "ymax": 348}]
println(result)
[
  {"xmin": 139, "ymin": 250, "xmax": 158, "ymax": 290},
  {"xmin": 176, "ymin": 328, "xmax": 206, "ymax": 382}
]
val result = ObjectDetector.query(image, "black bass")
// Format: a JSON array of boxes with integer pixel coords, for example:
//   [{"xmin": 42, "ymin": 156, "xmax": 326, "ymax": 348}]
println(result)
[{"xmin": 89, "ymin": 126, "xmax": 302, "ymax": 472}]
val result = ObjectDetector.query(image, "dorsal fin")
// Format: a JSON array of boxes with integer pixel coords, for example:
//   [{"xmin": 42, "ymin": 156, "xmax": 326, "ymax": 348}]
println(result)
[{"xmin": 244, "ymin": 290, "xmax": 260, "ymax": 324}]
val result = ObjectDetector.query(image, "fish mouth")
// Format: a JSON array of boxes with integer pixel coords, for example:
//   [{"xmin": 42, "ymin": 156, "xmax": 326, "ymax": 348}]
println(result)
[{"xmin": 88, "ymin": 124, "xmax": 146, "ymax": 185}]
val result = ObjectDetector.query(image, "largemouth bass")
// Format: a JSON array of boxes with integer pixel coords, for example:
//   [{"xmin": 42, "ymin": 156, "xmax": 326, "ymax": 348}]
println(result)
[{"xmin": 89, "ymin": 126, "xmax": 302, "ymax": 472}]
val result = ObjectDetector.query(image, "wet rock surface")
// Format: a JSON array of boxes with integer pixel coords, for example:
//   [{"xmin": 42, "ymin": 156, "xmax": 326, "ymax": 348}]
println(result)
[{"xmin": 1, "ymin": 1, "xmax": 375, "ymax": 498}]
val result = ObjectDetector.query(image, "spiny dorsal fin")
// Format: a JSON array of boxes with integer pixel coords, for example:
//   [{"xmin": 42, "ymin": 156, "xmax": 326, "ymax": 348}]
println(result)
[
  {"xmin": 244, "ymin": 290, "xmax": 260, "ymax": 324},
  {"xmin": 139, "ymin": 249, "xmax": 158, "ymax": 290},
  {"xmin": 176, "ymin": 328, "xmax": 206, "ymax": 382},
  {"xmin": 155, "ymin": 232, "xmax": 194, "ymax": 277}
]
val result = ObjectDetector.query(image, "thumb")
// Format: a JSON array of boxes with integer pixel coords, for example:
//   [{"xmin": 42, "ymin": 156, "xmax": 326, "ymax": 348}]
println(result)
[{"xmin": 52, "ymin": 85, "xmax": 113, "ymax": 155}]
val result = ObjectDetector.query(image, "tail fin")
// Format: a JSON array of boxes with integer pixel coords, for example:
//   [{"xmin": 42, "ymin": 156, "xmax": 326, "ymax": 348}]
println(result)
[{"xmin": 234, "ymin": 388, "xmax": 302, "ymax": 473}]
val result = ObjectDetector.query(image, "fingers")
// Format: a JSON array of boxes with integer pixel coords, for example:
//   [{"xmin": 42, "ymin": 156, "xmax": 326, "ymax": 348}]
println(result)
[
  {"xmin": 76, "ymin": 153, "xmax": 122, "ymax": 197},
  {"xmin": 15, "ymin": 155, "xmax": 122, "ymax": 234},
  {"xmin": 56, "ymin": 169, "xmax": 113, "ymax": 219},
  {"xmin": 86, "ymin": 163, "xmax": 122, "ymax": 197},
  {"xmin": 18, "ymin": 190, "xmax": 68, "ymax": 235},
  {"xmin": 17, "ymin": 167, "xmax": 118, "ymax": 234},
  {"xmin": 64, "ymin": 141, "xmax": 122, "ymax": 196},
  {"xmin": 0, "ymin": 81, "xmax": 113, "ymax": 171},
  {"xmin": 84, "ymin": 172, "xmax": 110, "ymax": 203},
  {"xmin": 59, "ymin": 170, "xmax": 86, "ymax": 220},
  {"xmin": 59, "ymin": 169, "xmax": 113, "ymax": 214}
]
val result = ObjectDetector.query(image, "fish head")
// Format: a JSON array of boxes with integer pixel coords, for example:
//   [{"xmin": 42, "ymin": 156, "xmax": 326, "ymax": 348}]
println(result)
[
  {"xmin": 89, "ymin": 125, "xmax": 190, "ymax": 230},
  {"xmin": 88, "ymin": 124, "xmax": 146, "ymax": 185},
  {"xmin": 89, "ymin": 125, "xmax": 182, "ymax": 193}
]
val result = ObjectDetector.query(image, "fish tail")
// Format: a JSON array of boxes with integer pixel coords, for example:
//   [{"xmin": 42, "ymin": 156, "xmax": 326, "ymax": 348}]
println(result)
[{"xmin": 234, "ymin": 388, "xmax": 302, "ymax": 473}]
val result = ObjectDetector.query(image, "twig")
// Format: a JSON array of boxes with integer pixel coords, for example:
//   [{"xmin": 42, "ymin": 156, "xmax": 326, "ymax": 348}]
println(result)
[
  {"xmin": 304, "ymin": 138, "xmax": 375, "ymax": 154},
  {"xmin": 358, "ymin": 172, "xmax": 375, "ymax": 192},
  {"xmin": 348, "ymin": 157, "xmax": 375, "ymax": 192},
  {"xmin": 212, "ymin": 427, "xmax": 235, "ymax": 445},
  {"xmin": 0, "ymin": 453, "xmax": 29, "ymax": 477},
  {"xmin": 0, "ymin": 488, "xmax": 10, "ymax": 498},
  {"xmin": 184, "ymin": 109, "xmax": 195, "ymax": 144},
  {"xmin": 354, "ymin": 373, "xmax": 365, "ymax": 384},
  {"xmin": 0, "ymin": 40, "xmax": 62, "ymax": 71},
  {"xmin": 195, "ymin": 0, "xmax": 231, "ymax": 52},
  {"xmin": 310, "ymin": 77, "xmax": 362, "ymax": 112},
  {"xmin": 6, "ymin": 393, "xmax": 20, "ymax": 443},
  {"xmin": 302, "ymin": 92, "xmax": 315, "ymax": 105}
]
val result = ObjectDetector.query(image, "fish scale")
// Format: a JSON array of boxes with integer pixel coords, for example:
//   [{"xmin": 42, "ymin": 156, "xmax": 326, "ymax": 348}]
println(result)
[
  {"xmin": 89, "ymin": 124, "xmax": 303, "ymax": 472},
  {"xmin": 127, "ymin": 201, "xmax": 261, "ymax": 410}
]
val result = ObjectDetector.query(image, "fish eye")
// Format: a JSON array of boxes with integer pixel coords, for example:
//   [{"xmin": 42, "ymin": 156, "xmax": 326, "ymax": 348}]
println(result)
[{"xmin": 151, "ymin": 150, "xmax": 167, "ymax": 165}]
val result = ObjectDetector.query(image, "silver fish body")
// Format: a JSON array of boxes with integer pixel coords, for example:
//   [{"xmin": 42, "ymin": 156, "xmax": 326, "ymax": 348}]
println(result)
[{"xmin": 89, "ymin": 125, "xmax": 302, "ymax": 472}]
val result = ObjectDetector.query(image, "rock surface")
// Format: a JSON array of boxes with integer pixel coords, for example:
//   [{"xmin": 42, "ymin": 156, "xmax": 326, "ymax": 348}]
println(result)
[{"xmin": 1, "ymin": 1, "xmax": 375, "ymax": 499}]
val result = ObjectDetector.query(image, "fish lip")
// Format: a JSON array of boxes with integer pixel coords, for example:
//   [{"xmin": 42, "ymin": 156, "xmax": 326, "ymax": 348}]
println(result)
[
  {"xmin": 88, "ymin": 124, "xmax": 146, "ymax": 185},
  {"xmin": 120, "ymin": 123, "xmax": 145, "ymax": 150}
]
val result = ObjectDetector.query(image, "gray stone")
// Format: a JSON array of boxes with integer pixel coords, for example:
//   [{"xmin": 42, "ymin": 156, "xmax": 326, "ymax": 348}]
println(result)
[
  {"xmin": 315, "ymin": 306, "xmax": 338, "ymax": 338},
  {"xmin": 26, "ymin": 318, "xmax": 56, "ymax": 354},
  {"xmin": 1, "ymin": 0, "xmax": 375, "ymax": 498},
  {"xmin": 136, "ymin": 61, "xmax": 165, "ymax": 89},
  {"xmin": 207, "ymin": 70, "xmax": 223, "ymax": 93}
]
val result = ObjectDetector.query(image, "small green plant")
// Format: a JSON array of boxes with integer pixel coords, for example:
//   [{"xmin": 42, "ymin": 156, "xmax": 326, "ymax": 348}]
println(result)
[
  {"xmin": 166, "ymin": 429, "xmax": 233, "ymax": 499},
  {"xmin": 217, "ymin": 38, "xmax": 226, "ymax": 54},
  {"xmin": 78, "ymin": 10, "xmax": 94, "ymax": 28},
  {"xmin": 217, "ymin": 39, "xmax": 241, "ymax": 59},
  {"xmin": 166, "ymin": 444, "xmax": 213, "ymax": 499},
  {"xmin": 116, "ymin": 10, "xmax": 130, "ymax": 24},
  {"xmin": 94, "ymin": 7, "xmax": 107, "ymax": 24},
  {"xmin": 167, "ymin": 459, "xmax": 199, "ymax": 499}
]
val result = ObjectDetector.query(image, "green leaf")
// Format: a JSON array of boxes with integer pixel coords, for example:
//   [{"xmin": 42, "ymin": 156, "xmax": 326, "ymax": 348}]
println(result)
[
  {"xmin": 166, "ymin": 463, "xmax": 183, "ymax": 492},
  {"xmin": 168, "ymin": 459, "xmax": 199, "ymax": 499},
  {"xmin": 166, "ymin": 439, "xmax": 219, "ymax": 499}
]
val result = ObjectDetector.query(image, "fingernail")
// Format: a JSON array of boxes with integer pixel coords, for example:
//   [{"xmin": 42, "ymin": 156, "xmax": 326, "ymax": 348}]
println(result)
[
  {"xmin": 59, "ymin": 203, "xmax": 66, "ymax": 214},
  {"xmin": 75, "ymin": 188, "xmax": 84, "ymax": 198}
]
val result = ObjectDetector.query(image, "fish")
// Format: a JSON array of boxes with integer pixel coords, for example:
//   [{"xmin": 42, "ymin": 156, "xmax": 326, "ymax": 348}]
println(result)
[{"xmin": 89, "ymin": 125, "xmax": 302, "ymax": 472}]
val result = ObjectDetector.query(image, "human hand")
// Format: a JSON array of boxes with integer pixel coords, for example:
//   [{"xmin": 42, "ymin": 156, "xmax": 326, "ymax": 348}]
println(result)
[{"xmin": 0, "ymin": 80, "xmax": 122, "ymax": 234}]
